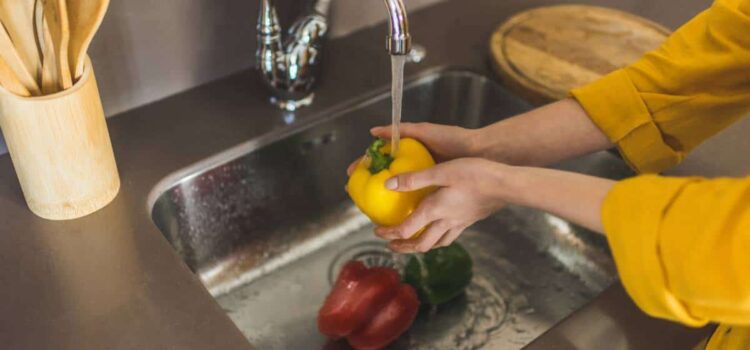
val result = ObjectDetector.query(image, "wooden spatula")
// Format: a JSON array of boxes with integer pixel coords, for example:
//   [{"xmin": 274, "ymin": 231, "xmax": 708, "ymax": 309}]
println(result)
[
  {"xmin": 34, "ymin": 0, "xmax": 59, "ymax": 94},
  {"xmin": 67, "ymin": 0, "xmax": 109, "ymax": 80},
  {"xmin": 0, "ymin": 19, "xmax": 41, "ymax": 95},
  {"xmin": 0, "ymin": 0, "xmax": 42, "ymax": 92},
  {"xmin": 41, "ymin": 0, "xmax": 72, "ymax": 89},
  {"xmin": 0, "ymin": 56, "xmax": 31, "ymax": 96}
]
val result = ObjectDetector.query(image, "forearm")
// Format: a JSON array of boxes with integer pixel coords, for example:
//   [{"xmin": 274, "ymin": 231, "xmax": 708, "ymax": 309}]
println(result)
[
  {"xmin": 473, "ymin": 99, "xmax": 612, "ymax": 166},
  {"xmin": 499, "ymin": 165, "xmax": 616, "ymax": 233}
]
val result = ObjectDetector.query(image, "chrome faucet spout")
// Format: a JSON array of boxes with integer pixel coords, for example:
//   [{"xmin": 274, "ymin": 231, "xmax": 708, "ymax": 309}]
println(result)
[{"xmin": 383, "ymin": 0, "xmax": 411, "ymax": 55}]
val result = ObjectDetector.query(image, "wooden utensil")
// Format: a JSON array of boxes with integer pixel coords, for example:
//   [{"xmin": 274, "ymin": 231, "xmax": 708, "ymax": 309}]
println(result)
[
  {"xmin": 67, "ymin": 0, "xmax": 109, "ymax": 80},
  {"xmin": 0, "ymin": 19, "xmax": 41, "ymax": 95},
  {"xmin": 40, "ymin": 19, "xmax": 60, "ymax": 94},
  {"xmin": 490, "ymin": 5, "xmax": 669, "ymax": 104},
  {"xmin": 0, "ymin": 56, "xmax": 31, "ymax": 96},
  {"xmin": 0, "ymin": 0, "xmax": 42, "ymax": 92},
  {"xmin": 42, "ymin": 0, "xmax": 72, "ymax": 90},
  {"xmin": 35, "ymin": 0, "xmax": 59, "ymax": 94}
]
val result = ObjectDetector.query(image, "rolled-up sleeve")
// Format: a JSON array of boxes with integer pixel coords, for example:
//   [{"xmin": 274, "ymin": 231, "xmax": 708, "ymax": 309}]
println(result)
[
  {"xmin": 602, "ymin": 175, "xmax": 750, "ymax": 327},
  {"xmin": 572, "ymin": 0, "xmax": 750, "ymax": 174}
]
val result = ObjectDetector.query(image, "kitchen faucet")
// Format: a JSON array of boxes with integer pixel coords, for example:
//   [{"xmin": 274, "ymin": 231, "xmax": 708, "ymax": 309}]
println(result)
[{"xmin": 257, "ymin": 0, "xmax": 411, "ymax": 111}]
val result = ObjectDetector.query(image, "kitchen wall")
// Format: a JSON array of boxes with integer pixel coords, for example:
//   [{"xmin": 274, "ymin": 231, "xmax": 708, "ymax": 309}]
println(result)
[
  {"xmin": 1, "ymin": 0, "xmax": 747, "ymax": 177},
  {"xmin": 0, "ymin": 0, "xmax": 446, "ymax": 155},
  {"xmin": 87, "ymin": 0, "xmax": 448, "ymax": 118}
]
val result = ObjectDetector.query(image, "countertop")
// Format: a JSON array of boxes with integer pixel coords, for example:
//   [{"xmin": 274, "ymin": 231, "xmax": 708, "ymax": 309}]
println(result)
[{"xmin": 0, "ymin": 0, "xmax": 714, "ymax": 349}]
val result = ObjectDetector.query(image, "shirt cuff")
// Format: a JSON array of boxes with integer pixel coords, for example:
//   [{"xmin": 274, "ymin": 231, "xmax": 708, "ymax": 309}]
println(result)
[
  {"xmin": 571, "ymin": 70, "xmax": 684, "ymax": 174},
  {"xmin": 602, "ymin": 175, "xmax": 708, "ymax": 327}
]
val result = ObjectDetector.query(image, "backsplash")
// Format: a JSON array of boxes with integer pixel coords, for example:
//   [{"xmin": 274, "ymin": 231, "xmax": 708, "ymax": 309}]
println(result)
[{"xmin": 1, "ymin": 0, "xmax": 746, "ymax": 177}]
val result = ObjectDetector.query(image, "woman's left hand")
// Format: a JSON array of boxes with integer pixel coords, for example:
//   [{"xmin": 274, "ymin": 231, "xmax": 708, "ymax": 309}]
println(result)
[{"xmin": 376, "ymin": 158, "xmax": 508, "ymax": 253}]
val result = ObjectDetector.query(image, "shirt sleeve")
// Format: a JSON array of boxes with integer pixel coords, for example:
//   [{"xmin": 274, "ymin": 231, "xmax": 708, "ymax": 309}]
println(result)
[
  {"xmin": 571, "ymin": 0, "xmax": 750, "ymax": 174},
  {"xmin": 602, "ymin": 175, "xmax": 750, "ymax": 327}
]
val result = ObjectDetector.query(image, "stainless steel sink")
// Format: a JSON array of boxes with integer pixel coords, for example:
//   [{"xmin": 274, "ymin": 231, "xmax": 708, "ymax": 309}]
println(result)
[{"xmin": 149, "ymin": 69, "xmax": 634, "ymax": 349}]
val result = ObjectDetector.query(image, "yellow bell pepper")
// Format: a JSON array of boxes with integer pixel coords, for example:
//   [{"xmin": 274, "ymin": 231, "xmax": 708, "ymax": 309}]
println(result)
[{"xmin": 347, "ymin": 138, "xmax": 436, "ymax": 228}]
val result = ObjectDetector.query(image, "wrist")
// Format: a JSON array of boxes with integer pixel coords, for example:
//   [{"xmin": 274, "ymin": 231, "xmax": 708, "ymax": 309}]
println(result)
[
  {"xmin": 471, "ymin": 124, "xmax": 526, "ymax": 165},
  {"xmin": 493, "ymin": 165, "xmax": 536, "ymax": 207},
  {"xmin": 469, "ymin": 126, "xmax": 501, "ymax": 161},
  {"xmin": 465, "ymin": 128, "xmax": 485, "ymax": 159},
  {"xmin": 484, "ymin": 161, "xmax": 522, "ymax": 204}
]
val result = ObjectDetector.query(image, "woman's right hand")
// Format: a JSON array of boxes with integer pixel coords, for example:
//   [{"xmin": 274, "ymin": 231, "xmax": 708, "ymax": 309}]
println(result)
[
  {"xmin": 372, "ymin": 159, "xmax": 615, "ymax": 253},
  {"xmin": 347, "ymin": 123, "xmax": 478, "ymax": 175}
]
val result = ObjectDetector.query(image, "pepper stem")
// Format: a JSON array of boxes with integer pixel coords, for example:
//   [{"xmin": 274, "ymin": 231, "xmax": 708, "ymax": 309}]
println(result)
[{"xmin": 367, "ymin": 139, "xmax": 394, "ymax": 174}]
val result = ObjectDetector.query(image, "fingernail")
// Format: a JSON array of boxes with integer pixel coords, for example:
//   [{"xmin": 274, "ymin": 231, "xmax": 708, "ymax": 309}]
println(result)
[{"xmin": 385, "ymin": 177, "xmax": 398, "ymax": 190}]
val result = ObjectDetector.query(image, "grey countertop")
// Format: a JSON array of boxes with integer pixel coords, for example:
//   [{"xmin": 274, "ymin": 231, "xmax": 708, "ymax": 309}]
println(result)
[{"xmin": 0, "ymin": 0, "xmax": 714, "ymax": 349}]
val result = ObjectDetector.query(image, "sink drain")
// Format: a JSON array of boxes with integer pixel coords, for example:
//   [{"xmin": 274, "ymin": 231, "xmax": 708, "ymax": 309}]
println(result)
[{"xmin": 328, "ymin": 241, "xmax": 405, "ymax": 285}]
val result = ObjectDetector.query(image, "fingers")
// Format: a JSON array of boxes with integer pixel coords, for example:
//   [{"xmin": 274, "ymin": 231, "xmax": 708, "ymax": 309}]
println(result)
[
  {"xmin": 374, "ymin": 195, "xmax": 441, "ymax": 240},
  {"xmin": 388, "ymin": 220, "xmax": 451, "ymax": 253},
  {"xmin": 370, "ymin": 125, "xmax": 391, "ymax": 138},
  {"xmin": 384, "ymin": 166, "xmax": 447, "ymax": 192},
  {"xmin": 370, "ymin": 123, "xmax": 425, "ymax": 139},
  {"xmin": 434, "ymin": 227, "xmax": 464, "ymax": 248}
]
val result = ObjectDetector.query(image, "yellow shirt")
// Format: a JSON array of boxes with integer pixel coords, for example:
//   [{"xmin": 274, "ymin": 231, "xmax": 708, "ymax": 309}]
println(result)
[{"xmin": 571, "ymin": 0, "xmax": 750, "ymax": 348}]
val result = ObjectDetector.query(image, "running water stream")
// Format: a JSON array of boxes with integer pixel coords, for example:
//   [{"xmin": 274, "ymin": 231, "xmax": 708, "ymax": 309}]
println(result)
[
  {"xmin": 389, "ymin": 54, "xmax": 430, "ymax": 286},
  {"xmin": 390, "ymin": 55, "xmax": 406, "ymax": 156}
]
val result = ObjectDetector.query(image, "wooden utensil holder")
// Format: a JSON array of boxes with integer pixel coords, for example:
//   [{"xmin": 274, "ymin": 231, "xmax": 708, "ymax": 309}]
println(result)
[{"xmin": 0, "ymin": 57, "xmax": 119, "ymax": 220}]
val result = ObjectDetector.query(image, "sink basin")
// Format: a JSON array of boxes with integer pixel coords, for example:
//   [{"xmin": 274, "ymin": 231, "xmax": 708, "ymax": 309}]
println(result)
[{"xmin": 149, "ymin": 69, "xmax": 634, "ymax": 349}]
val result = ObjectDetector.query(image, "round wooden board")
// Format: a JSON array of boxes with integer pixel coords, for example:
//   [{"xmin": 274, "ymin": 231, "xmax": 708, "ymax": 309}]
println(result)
[{"xmin": 490, "ymin": 5, "xmax": 670, "ymax": 104}]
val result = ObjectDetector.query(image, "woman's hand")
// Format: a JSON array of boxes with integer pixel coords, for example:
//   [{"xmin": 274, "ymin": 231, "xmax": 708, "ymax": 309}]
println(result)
[
  {"xmin": 349, "ymin": 99, "xmax": 614, "ymax": 175},
  {"xmin": 373, "ymin": 158, "xmax": 616, "ymax": 253},
  {"xmin": 343, "ymin": 116, "xmax": 616, "ymax": 253},
  {"xmin": 347, "ymin": 123, "xmax": 479, "ymax": 175},
  {"xmin": 370, "ymin": 123, "xmax": 480, "ymax": 162},
  {"xmin": 374, "ymin": 158, "xmax": 508, "ymax": 253}
]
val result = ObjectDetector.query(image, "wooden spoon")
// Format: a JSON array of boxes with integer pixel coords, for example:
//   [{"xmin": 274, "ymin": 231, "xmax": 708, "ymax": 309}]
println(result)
[
  {"xmin": 67, "ymin": 0, "xmax": 109, "ymax": 80},
  {"xmin": 0, "ymin": 0, "xmax": 42, "ymax": 91},
  {"xmin": 35, "ymin": 0, "xmax": 59, "ymax": 94},
  {"xmin": 0, "ymin": 20, "xmax": 41, "ymax": 95},
  {"xmin": 42, "ymin": 0, "xmax": 72, "ymax": 89}
]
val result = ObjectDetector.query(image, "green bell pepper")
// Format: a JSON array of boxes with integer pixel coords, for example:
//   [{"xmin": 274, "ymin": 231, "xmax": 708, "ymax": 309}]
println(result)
[{"xmin": 403, "ymin": 243, "xmax": 473, "ymax": 305}]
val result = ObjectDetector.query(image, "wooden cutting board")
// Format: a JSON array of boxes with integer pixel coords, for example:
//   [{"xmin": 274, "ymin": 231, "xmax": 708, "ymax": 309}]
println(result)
[{"xmin": 490, "ymin": 5, "xmax": 670, "ymax": 104}]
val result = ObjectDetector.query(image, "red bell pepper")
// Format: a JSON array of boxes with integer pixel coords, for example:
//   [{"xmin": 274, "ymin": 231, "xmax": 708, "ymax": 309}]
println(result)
[
  {"xmin": 317, "ymin": 261, "xmax": 399, "ymax": 338},
  {"xmin": 347, "ymin": 284, "xmax": 420, "ymax": 350},
  {"xmin": 318, "ymin": 261, "xmax": 420, "ymax": 350}
]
